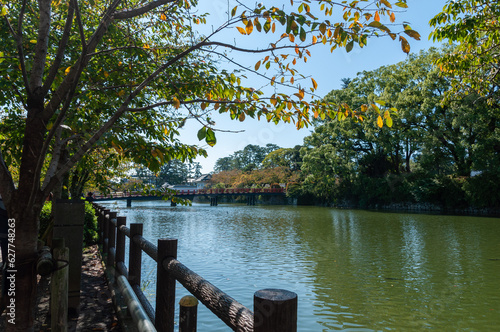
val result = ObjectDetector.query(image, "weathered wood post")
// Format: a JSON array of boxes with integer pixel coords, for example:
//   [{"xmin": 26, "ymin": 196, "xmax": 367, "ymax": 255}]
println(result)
[
  {"xmin": 254, "ymin": 289, "xmax": 297, "ymax": 332},
  {"xmin": 155, "ymin": 238, "xmax": 178, "ymax": 332},
  {"xmin": 179, "ymin": 295, "xmax": 198, "ymax": 332},
  {"xmin": 127, "ymin": 198, "xmax": 132, "ymax": 207},
  {"xmin": 102, "ymin": 209, "xmax": 111, "ymax": 253},
  {"xmin": 95, "ymin": 205, "xmax": 105, "ymax": 244},
  {"xmin": 128, "ymin": 223, "xmax": 143, "ymax": 288},
  {"xmin": 115, "ymin": 216, "xmax": 127, "ymax": 276},
  {"xmin": 36, "ymin": 246, "xmax": 54, "ymax": 277},
  {"xmin": 107, "ymin": 211, "xmax": 117, "ymax": 270},
  {"xmin": 51, "ymin": 238, "xmax": 69, "ymax": 332},
  {"xmin": 53, "ymin": 199, "xmax": 85, "ymax": 313}
]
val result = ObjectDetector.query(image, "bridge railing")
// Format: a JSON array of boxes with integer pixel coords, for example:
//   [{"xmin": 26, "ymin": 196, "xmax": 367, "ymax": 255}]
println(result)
[
  {"xmin": 93, "ymin": 187, "xmax": 286, "ymax": 199},
  {"xmin": 92, "ymin": 203, "xmax": 297, "ymax": 332},
  {"xmin": 175, "ymin": 187, "xmax": 286, "ymax": 195}
]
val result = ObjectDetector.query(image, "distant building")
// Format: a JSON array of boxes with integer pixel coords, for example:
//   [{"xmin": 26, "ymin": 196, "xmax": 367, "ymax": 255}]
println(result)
[{"xmin": 192, "ymin": 174, "xmax": 212, "ymax": 189}]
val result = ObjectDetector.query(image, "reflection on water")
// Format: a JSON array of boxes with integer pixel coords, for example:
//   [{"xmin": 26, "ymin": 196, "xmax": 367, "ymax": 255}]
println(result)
[{"xmin": 101, "ymin": 200, "xmax": 500, "ymax": 331}]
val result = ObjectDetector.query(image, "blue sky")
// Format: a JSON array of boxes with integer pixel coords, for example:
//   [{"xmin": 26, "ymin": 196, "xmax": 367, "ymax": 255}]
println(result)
[{"xmin": 179, "ymin": 0, "xmax": 448, "ymax": 173}]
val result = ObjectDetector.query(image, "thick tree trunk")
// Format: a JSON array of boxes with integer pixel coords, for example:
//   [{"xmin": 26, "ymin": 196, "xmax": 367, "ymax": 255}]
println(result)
[
  {"xmin": 5, "ymin": 200, "xmax": 41, "ymax": 332},
  {"xmin": 5, "ymin": 97, "xmax": 48, "ymax": 331}
]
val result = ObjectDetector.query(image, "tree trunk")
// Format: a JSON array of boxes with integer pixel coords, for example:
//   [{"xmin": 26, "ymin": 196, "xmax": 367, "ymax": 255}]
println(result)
[
  {"xmin": 5, "ymin": 200, "xmax": 42, "ymax": 332},
  {"xmin": 5, "ymin": 97, "xmax": 49, "ymax": 331}
]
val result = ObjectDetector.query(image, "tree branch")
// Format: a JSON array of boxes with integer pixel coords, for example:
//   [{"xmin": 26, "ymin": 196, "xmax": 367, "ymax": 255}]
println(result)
[
  {"xmin": 2, "ymin": 1, "xmax": 31, "ymax": 97},
  {"xmin": 44, "ymin": 31, "xmax": 211, "ymax": 191},
  {"xmin": 125, "ymin": 99, "xmax": 249, "ymax": 112},
  {"xmin": 73, "ymin": 0, "xmax": 88, "ymax": 50},
  {"xmin": 29, "ymin": 0, "xmax": 52, "ymax": 92},
  {"xmin": 41, "ymin": 0, "xmax": 76, "ymax": 96},
  {"xmin": 112, "ymin": 0, "xmax": 178, "ymax": 20},
  {"xmin": 201, "ymin": 40, "xmax": 314, "ymax": 54}
]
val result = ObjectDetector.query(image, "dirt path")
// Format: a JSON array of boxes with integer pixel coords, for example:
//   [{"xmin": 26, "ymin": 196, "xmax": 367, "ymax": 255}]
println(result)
[{"xmin": 1, "ymin": 245, "xmax": 121, "ymax": 331}]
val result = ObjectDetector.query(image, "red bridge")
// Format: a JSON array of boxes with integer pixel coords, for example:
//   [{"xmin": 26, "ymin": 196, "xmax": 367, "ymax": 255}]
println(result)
[{"xmin": 93, "ymin": 187, "xmax": 286, "ymax": 206}]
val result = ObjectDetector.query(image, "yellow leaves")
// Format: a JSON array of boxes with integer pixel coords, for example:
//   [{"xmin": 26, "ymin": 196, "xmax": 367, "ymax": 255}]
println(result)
[
  {"xmin": 64, "ymin": 66, "xmax": 71, "ymax": 75},
  {"xmin": 288, "ymin": 33, "xmax": 295, "ymax": 42},
  {"xmin": 143, "ymin": 44, "xmax": 150, "ymax": 49},
  {"xmin": 246, "ymin": 20, "xmax": 254, "ymax": 34},
  {"xmin": 270, "ymin": 95, "xmax": 277, "ymax": 106},
  {"xmin": 374, "ymin": 11, "xmax": 380, "ymax": 22},
  {"xmin": 201, "ymin": 102, "xmax": 207, "ymax": 110},
  {"xmin": 236, "ymin": 26, "xmax": 247, "ymax": 35},
  {"xmin": 173, "ymin": 97, "xmax": 180, "ymax": 109},
  {"xmin": 255, "ymin": 60, "xmax": 261, "ymax": 70},
  {"xmin": 1, "ymin": 6, "xmax": 8, "ymax": 16},
  {"xmin": 380, "ymin": 0, "xmax": 392, "ymax": 9},
  {"xmin": 104, "ymin": 71, "xmax": 109, "ymax": 78},
  {"xmin": 239, "ymin": 112, "xmax": 246, "ymax": 122},
  {"xmin": 390, "ymin": 12, "xmax": 396, "ymax": 23},
  {"xmin": 117, "ymin": 90, "xmax": 125, "ymax": 97},
  {"xmin": 311, "ymin": 78, "xmax": 318, "ymax": 90},
  {"xmin": 404, "ymin": 28, "xmax": 421, "ymax": 41},
  {"xmin": 237, "ymin": 20, "xmax": 254, "ymax": 35},
  {"xmin": 377, "ymin": 115, "xmax": 384, "ymax": 128},
  {"xmin": 160, "ymin": 13, "xmax": 166, "ymax": 21},
  {"xmin": 312, "ymin": 35, "xmax": 317, "ymax": 44},
  {"xmin": 111, "ymin": 141, "xmax": 124, "ymax": 155},
  {"xmin": 399, "ymin": 36, "xmax": 410, "ymax": 54}
]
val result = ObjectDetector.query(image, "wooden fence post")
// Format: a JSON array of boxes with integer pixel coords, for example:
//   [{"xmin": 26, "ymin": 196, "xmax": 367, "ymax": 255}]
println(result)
[
  {"xmin": 115, "ymin": 216, "xmax": 126, "ymax": 275},
  {"xmin": 107, "ymin": 211, "xmax": 117, "ymax": 269},
  {"xmin": 155, "ymin": 238, "xmax": 178, "ymax": 332},
  {"xmin": 97, "ymin": 205, "xmax": 105, "ymax": 244},
  {"xmin": 254, "ymin": 289, "xmax": 297, "ymax": 332},
  {"xmin": 128, "ymin": 223, "xmax": 143, "ymax": 288},
  {"xmin": 179, "ymin": 295, "xmax": 198, "ymax": 332},
  {"xmin": 102, "ymin": 209, "xmax": 111, "ymax": 253},
  {"xmin": 51, "ymin": 238, "xmax": 69, "ymax": 332}
]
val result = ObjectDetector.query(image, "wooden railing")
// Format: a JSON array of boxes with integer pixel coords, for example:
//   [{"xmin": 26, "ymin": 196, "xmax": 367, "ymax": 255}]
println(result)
[{"xmin": 92, "ymin": 203, "xmax": 297, "ymax": 332}]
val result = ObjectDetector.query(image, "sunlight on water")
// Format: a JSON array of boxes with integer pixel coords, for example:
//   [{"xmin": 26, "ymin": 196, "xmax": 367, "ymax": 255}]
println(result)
[{"xmin": 101, "ymin": 200, "xmax": 500, "ymax": 331}]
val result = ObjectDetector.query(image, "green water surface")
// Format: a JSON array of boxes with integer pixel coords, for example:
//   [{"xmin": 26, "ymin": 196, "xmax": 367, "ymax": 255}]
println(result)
[{"xmin": 103, "ymin": 201, "xmax": 500, "ymax": 331}]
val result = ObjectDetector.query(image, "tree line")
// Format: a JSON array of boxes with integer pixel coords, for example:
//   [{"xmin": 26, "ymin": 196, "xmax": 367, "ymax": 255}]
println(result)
[{"xmin": 210, "ymin": 47, "xmax": 500, "ymax": 210}]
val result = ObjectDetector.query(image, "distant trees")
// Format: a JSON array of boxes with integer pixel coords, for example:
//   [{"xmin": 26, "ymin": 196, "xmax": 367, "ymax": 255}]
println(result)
[
  {"xmin": 299, "ymin": 47, "xmax": 500, "ymax": 208},
  {"xmin": 213, "ymin": 144, "xmax": 281, "ymax": 172},
  {"xmin": 211, "ymin": 144, "xmax": 301, "ymax": 188}
]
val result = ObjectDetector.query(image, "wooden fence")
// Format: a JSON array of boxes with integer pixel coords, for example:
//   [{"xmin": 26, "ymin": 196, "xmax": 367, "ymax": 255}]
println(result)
[{"xmin": 92, "ymin": 203, "xmax": 297, "ymax": 332}]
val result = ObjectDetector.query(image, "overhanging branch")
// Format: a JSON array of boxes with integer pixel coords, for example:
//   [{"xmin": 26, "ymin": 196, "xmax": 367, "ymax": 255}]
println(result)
[{"xmin": 113, "ymin": 0, "xmax": 178, "ymax": 20}]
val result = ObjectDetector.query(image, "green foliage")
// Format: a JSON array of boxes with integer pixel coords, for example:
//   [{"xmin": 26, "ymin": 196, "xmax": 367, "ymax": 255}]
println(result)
[
  {"xmin": 299, "ymin": 47, "xmax": 500, "ymax": 210},
  {"xmin": 430, "ymin": 0, "xmax": 500, "ymax": 104},
  {"xmin": 214, "ymin": 144, "xmax": 281, "ymax": 172},
  {"xmin": 83, "ymin": 201, "xmax": 99, "ymax": 246},
  {"xmin": 39, "ymin": 201, "xmax": 53, "ymax": 240},
  {"xmin": 463, "ymin": 172, "xmax": 500, "ymax": 208}
]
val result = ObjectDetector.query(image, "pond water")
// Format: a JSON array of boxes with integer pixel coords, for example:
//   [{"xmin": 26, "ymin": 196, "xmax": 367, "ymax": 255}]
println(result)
[{"xmin": 100, "ymin": 200, "xmax": 500, "ymax": 331}]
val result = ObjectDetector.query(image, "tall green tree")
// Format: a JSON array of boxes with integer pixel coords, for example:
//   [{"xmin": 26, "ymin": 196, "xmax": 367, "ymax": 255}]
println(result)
[
  {"xmin": 0, "ymin": 1, "xmax": 416, "ymax": 328},
  {"xmin": 301, "ymin": 47, "xmax": 500, "ymax": 204},
  {"xmin": 430, "ymin": 0, "xmax": 500, "ymax": 105}
]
